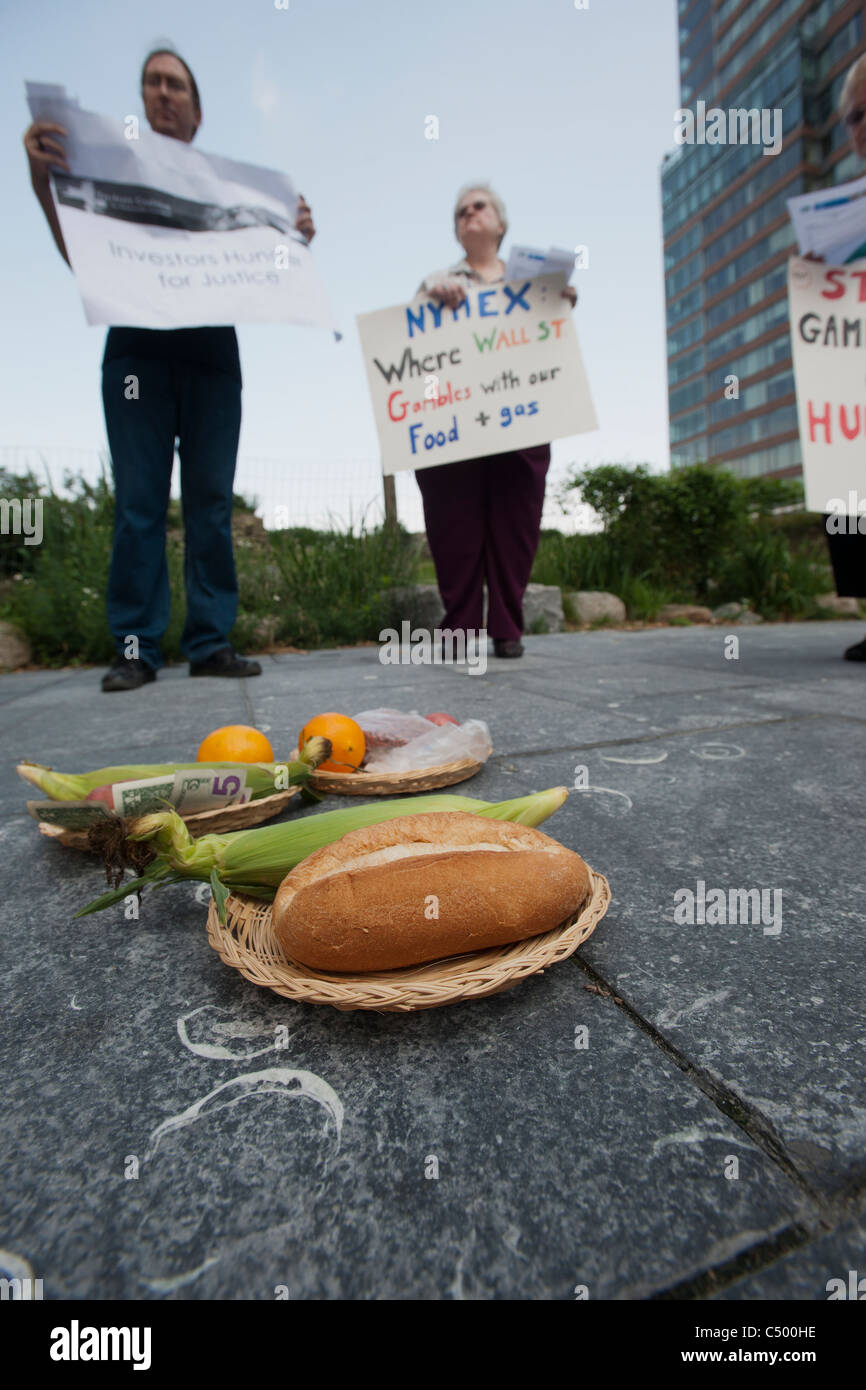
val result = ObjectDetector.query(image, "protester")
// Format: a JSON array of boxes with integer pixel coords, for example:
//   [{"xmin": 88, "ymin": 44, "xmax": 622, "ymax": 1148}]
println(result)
[
  {"xmin": 415, "ymin": 183, "xmax": 577, "ymax": 659},
  {"xmin": 23, "ymin": 49, "xmax": 316, "ymax": 691},
  {"xmin": 816, "ymin": 56, "xmax": 866, "ymax": 661}
]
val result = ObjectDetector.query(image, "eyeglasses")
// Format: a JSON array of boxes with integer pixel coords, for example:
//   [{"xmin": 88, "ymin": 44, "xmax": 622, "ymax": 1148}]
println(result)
[
  {"xmin": 143, "ymin": 72, "xmax": 189, "ymax": 93},
  {"xmin": 845, "ymin": 107, "xmax": 866, "ymax": 128},
  {"xmin": 457, "ymin": 199, "xmax": 489, "ymax": 219}
]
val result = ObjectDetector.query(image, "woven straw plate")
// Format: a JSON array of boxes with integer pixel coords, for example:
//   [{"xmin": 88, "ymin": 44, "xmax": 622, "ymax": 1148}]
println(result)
[
  {"xmin": 205, "ymin": 869, "xmax": 611, "ymax": 1012},
  {"xmin": 290, "ymin": 748, "xmax": 484, "ymax": 796},
  {"xmin": 37, "ymin": 787, "xmax": 300, "ymax": 851}
]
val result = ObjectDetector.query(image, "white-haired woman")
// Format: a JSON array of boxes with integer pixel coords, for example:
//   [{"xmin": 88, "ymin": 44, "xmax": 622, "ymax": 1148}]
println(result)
[
  {"xmin": 823, "ymin": 59, "xmax": 866, "ymax": 660},
  {"xmin": 415, "ymin": 183, "xmax": 576, "ymax": 658}
]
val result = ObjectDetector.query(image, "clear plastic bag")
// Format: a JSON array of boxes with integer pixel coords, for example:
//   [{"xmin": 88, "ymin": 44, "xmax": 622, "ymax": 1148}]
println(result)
[
  {"xmin": 354, "ymin": 709, "xmax": 493, "ymax": 772},
  {"xmin": 352, "ymin": 708, "xmax": 434, "ymax": 750}
]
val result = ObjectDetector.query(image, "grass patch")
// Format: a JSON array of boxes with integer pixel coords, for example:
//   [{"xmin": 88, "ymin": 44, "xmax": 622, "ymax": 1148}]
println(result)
[{"xmin": 0, "ymin": 465, "xmax": 424, "ymax": 665}]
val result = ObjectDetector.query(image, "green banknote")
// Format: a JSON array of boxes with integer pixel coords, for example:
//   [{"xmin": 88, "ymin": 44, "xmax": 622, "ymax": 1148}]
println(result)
[{"xmin": 28, "ymin": 799, "xmax": 112, "ymax": 829}]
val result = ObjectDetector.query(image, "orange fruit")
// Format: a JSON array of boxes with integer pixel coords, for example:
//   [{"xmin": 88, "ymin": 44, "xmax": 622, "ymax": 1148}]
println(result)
[
  {"xmin": 299, "ymin": 712, "xmax": 366, "ymax": 773},
  {"xmin": 197, "ymin": 724, "xmax": 274, "ymax": 763}
]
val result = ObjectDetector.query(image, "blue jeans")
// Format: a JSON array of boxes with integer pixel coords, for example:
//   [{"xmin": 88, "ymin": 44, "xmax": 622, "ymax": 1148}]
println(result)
[{"xmin": 101, "ymin": 356, "xmax": 242, "ymax": 668}]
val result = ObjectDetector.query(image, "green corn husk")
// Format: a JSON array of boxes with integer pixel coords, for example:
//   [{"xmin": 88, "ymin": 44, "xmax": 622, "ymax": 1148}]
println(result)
[
  {"xmin": 17, "ymin": 736, "xmax": 331, "ymax": 803},
  {"xmin": 75, "ymin": 786, "xmax": 570, "ymax": 920}
]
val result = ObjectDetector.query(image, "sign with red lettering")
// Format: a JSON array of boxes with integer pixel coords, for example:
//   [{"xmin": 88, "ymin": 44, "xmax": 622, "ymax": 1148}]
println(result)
[
  {"xmin": 356, "ymin": 275, "xmax": 597, "ymax": 474},
  {"xmin": 789, "ymin": 257, "xmax": 866, "ymax": 510}
]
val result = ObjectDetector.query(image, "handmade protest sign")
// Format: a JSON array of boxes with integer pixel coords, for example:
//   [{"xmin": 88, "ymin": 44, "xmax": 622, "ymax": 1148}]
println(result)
[
  {"xmin": 788, "ymin": 256, "xmax": 866, "ymax": 513},
  {"xmin": 25, "ymin": 82, "xmax": 336, "ymax": 330},
  {"xmin": 356, "ymin": 275, "xmax": 597, "ymax": 474}
]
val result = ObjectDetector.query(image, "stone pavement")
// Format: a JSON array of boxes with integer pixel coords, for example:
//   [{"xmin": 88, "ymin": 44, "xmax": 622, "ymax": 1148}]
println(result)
[{"xmin": 1, "ymin": 621, "xmax": 864, "ymax": 1301}]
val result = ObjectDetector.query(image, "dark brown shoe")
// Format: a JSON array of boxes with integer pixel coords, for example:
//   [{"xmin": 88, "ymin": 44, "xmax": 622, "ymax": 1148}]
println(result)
[{"xmin": 493, "ymin": 639, "xmax": 524, "ymax": 659}]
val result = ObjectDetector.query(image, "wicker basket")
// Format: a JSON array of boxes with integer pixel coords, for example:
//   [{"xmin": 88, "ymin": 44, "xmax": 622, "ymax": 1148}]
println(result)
[
  {"xmin": 290, "ymin": 749, "xmax": 484, "ymax": 796},
  {"xmin": 37, "ymin": 788, "xmax": 300, "ymax": 851},
  {"xmin": 204, "ymin": 869, "xmax": 611, "ymax": 1012}
]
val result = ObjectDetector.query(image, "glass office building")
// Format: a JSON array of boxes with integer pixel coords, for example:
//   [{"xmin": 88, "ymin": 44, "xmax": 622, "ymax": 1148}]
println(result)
[{"xmin": 662, "ymin": 0, "xmax": 866, "ymax": 479}]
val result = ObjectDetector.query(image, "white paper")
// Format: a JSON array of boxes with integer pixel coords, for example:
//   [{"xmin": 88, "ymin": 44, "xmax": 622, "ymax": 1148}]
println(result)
[
  {"xmin": 504, "ymin": 244, "xmax": 576, "ymax": 282},
  {"xmin": 26, "ymin": 81, "xmax": 337, "ymax": 330},
  {"xmin": 787, "ymin": 175, "xmax": 866, "ymax": 265},
  {"xmin": 357, "ymin": 274, "xmax": 597, "ymax": 475}
]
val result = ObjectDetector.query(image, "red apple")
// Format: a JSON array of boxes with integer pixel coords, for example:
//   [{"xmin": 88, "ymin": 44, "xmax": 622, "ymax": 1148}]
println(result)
[{"xmin": 425, "ymin": 712, "xmax": 459, "ymax": 726}]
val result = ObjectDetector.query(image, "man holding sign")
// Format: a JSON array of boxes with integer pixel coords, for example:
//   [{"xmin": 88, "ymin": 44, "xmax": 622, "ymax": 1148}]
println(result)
[{"xmin": 23, "ymin": 49, "xmax": 316, "ymax": 691}]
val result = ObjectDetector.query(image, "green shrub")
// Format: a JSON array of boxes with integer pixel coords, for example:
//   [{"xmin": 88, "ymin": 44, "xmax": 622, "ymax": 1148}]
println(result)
[
  {"xmin": 559, "ymin": 463, "xmax": 805, "ymax": 601},
  {"xmin": 715, "ymin": 529, "xmax": 830, "ymax": 619},
  {"xmin": 0, "ymin": 470, "xmax": 424, "ymax": 664},
  {"xmin": 4, "ymin": 470, "xmax": 117, "ymax": 663},
  {"xmin": 265, "ymin": 519, "xmax": 421, "ymax": 648}
]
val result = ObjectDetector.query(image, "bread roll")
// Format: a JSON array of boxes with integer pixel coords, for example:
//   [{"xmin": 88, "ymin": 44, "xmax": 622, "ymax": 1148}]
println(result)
[{"xmin": 272, "ymin": 811, "xmax": 591, "ymax": 972}]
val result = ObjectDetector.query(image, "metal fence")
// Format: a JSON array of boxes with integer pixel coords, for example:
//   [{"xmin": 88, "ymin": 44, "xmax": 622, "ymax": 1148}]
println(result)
[{"xmin": 0, "ymin": 443, "xmax": 591, "ymax": 534}]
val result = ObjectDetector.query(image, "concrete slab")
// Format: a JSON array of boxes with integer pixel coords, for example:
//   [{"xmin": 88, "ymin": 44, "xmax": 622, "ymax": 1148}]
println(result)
[
  {"xmin": 2, "ymin": 621, "xmax": 864, "ymax": 1300},
  {"xmin": 0, "ymin": 836, "xmax": 808, "ymax": 1300},
  {"xmin": 474, "ymin": 722, "xmax": 866, "ymax": 1197}
]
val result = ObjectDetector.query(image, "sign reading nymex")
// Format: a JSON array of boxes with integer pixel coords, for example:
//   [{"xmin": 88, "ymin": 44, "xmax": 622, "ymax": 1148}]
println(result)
[{"xmin": 356, "ymin": 274, "xmax": 597, "ymax": 475}]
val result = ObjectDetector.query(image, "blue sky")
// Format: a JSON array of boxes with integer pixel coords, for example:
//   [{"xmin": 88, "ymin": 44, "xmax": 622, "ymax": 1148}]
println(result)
[{"xmin": 1, "ymin": 0, "xmax": 680, "ymax": 531}]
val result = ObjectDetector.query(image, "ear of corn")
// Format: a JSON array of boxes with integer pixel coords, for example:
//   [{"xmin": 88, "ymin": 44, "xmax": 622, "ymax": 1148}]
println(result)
[
  {"xmin": 75, "ymin": 786, "xmax": 569, "ymax": 920},
  {"xmin": 17, "ymin": 736, "xmax": 331, "ymax": 803}
]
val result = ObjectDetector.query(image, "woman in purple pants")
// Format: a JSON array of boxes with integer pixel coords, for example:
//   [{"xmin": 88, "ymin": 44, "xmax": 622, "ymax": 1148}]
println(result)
[{"xmin": 416, "ymin": 184, "xmax": 576, "ymax": 658}]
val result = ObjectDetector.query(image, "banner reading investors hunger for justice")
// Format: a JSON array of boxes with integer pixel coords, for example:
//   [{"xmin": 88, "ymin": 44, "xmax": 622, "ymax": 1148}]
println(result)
[
  {"xmin": 356, "ymin": 275, "xmax": 597, "ymax": 475},
  {"xmin": 25, "ymin": 82, "xmax": 336, "ymax": 330},
  {"xmin": 788, "ymin": 256, "xmax": 866, "ymax": 512}
]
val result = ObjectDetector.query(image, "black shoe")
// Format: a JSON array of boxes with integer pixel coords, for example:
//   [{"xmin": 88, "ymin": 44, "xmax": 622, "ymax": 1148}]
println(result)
[
  {"xmin": 493, "ymin": 639, "xmax": 524, "ymax": 659},
  {"xmin": 101, "ymin": 656, "xmax": 156, "ymax": 693},
  {"xmin": 844, "ymin": 636, "xmax": 866, "ymax": 662},
  {"xmin": 189, "ymin": 646, "xmax": 262, "ymax": 678}
]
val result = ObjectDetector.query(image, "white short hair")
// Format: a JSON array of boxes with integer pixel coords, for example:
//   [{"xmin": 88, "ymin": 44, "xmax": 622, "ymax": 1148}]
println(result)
[
  {"xmin": 840, "ymin": 55, "xmax": 866, "ymax": 115},
  {"xmin": 453, "ymin": 182, "xmax": 507, "ymax": 246}
]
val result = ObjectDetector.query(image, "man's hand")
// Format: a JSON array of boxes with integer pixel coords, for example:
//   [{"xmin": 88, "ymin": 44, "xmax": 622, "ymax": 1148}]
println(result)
[
  {"xmin": 23, "ymin": 121, "xmax": 71, "ymax": 266},
  {"xmin": 426, "ymin": 277, "xmax": 467, "ymax": 309},
  {"xmin": 23, "ymin": 121, "xmax": 70, "ymax": 188},
  {"xmin": 561, "ymin": 285, "xmax": 577, "ymax": 307},
  {"xmin": 296, "ymin": 194, "xmax": 315, "ymax": 243}
]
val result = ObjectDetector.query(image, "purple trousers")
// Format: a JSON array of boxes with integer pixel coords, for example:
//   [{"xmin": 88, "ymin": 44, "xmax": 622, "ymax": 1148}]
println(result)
[{"xmin": 415, "ymin": 445, "xmax": 550, "ymax": 641}]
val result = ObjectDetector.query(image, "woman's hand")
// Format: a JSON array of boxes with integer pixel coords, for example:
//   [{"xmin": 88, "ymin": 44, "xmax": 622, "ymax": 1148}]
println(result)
[
  {"xmin": 295, "ymin": 194, "xmax": 315, "ymax": 243},
  {"xmin": 426, "ymin": 277, "xmax": 467, "ymax": 309},
  {"xmin": 561, "ymin": 285, "xmax": 577, "ymax": 307},
  {"xmin": 23, "ymin": 121, "xmax": 69, "ymax": 187}
]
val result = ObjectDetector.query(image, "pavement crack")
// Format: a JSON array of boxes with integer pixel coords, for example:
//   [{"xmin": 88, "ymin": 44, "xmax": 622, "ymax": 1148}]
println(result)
[
  {"xmin": 492, "ymin": 713, "xmax": 828, "ymax": 761},
  {"xmin": 572, "ymin": 957, "xmax": 830, "ymax": 1211},
  {"xmin": 651, "ymin": 1173, "xmax": 866, "ymax": 1299},
  {"xmin": 649, "ymin": 1222, "xmax": 814, "ymax": 1300}
]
